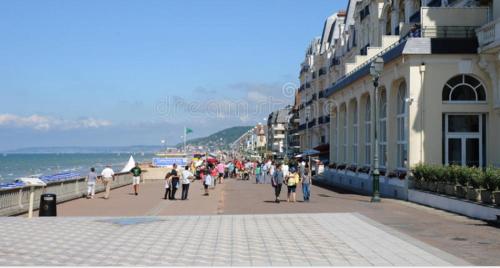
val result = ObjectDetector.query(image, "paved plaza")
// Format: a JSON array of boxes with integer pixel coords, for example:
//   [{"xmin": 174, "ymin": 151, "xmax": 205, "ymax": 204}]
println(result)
[
  {"xmin": 0, "ymin": 213, "xmax": 468, "ymax": 266},
  {"xmin": 5, "ymin": 178, "xmax": 500, "ymax": 266}
]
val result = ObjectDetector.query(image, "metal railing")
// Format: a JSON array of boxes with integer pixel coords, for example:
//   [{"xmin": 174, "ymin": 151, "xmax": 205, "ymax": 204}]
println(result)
[
  {"xmin": 421, "ymin": 26, "xmax": 478, "ymax": 39},
  {"xmin": 0, "ymin": 172, "xmax": 133, "ymax": 216},
  {"xmin": 477, "ymin": 18, "xmax": 499, "ymax": 47}
]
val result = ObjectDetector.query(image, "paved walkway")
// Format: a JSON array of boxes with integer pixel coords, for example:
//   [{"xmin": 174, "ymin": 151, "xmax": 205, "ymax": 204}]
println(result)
[
  {"xmin": 8, "ymin": 178, "xmax": 500, "ymax": 265},
  {"xmin": 0, "ymin": 213, "xmax": 467, "ymax": 266}
]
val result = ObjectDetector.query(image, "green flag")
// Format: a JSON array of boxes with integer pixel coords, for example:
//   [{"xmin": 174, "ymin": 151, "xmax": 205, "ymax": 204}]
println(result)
[{"xmin": 186, "ymin": 128, "xmax": 193, "ymax": 134}]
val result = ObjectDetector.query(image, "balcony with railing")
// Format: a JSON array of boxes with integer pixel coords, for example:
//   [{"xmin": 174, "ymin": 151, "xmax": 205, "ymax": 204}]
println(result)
[
  {"xmin": 477, "ymin": 18, "xmax": 500, "ymax": 52},
  {"xmin": 420, "ymin": 6, "xmax": 489, "ymax": 36}
]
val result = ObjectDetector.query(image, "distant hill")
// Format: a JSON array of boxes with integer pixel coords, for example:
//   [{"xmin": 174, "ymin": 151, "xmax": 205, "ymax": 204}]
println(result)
[
  {"xmin": 177, "ymin": 126, "xmax": 253, "ymax": 150},
  {"xmin": 5, "ymin": 145, "xmax": 163, "ymax": 154}
]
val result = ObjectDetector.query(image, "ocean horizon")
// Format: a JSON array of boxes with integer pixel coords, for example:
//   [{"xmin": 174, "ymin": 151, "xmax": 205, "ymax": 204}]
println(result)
[{"xmin": 0, "ymin": 153, "xmax": 156, "ymax": 183}]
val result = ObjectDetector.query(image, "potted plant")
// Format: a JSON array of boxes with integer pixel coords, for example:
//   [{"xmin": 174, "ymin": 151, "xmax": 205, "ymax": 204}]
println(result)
[
  {"xmin": 434, "ymin": 166, "xmax": 446, "ymax": 194},
  {"xmin": 479, "ymin": 166, "xmax": 496, "ymax": 204},
  {"xmin": 492, "ymin": 168, "xmax": 500, "ymax": 206},
  {"xmin": 420, "ymin": 165, "xmax": 436, "ymax": 192},
  {"xmin": 466, "ymin": 167, "xmax": 482, "ymax": 202},
  {"xmin": 411, "ymin": 164, "xmax": 424, "ymax": 190},
  {"xmin": 455, "ymin": 166, "xmax": 468, "ymax": 199},
  {"xmin": 444, "ymin": 165, "xmax": 457, "ymax": 196}
]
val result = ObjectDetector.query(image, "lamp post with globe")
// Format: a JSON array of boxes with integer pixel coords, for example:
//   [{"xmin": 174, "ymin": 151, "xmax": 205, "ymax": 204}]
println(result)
[{"xmin": 369, "ymin": 57, "xmax": 384, "ymax": 203}]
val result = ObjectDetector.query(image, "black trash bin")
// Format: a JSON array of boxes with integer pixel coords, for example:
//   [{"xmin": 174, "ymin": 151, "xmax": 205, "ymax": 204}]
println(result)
[{"xmin": 39, "ymin": 193, "xmax": 57, "ymax": 217}]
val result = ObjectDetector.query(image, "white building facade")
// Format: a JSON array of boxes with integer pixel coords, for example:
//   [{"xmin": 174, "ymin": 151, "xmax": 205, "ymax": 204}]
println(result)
[{"xmin": 298, "ymin": 0, "xmax": 500, "ymax": 178}]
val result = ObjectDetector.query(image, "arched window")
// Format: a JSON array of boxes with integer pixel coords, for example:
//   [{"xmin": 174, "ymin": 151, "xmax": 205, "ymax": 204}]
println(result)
[
  {"xmin": 352, "ymin": 100, "xmax": 358, "ymax": 165},
  {"xmin": 442, "ymin": 75, "xmax": 486, "ymax": 102},
  {"xmin": 379, "ymin": 89, "xmax": 387, "ymax": 168},
  {"xmin": 364, "ymin": 97, "xmax": 371, "ymax": 166},
  {"xmin": 397, "ymin": 83, "xmax": 408, "ymax": 169}
]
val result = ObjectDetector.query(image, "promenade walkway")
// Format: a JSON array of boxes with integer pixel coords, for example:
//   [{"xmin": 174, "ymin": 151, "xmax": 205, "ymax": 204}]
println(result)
[{"xmin": 3, "ymin": 178, "xmax": 500, "ymax": 266}]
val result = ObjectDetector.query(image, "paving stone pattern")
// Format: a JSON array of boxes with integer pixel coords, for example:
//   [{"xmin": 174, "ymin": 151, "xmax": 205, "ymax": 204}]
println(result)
[{"xmin": 0, "ymin": 213, "xmax": 467, "ymax": 266}]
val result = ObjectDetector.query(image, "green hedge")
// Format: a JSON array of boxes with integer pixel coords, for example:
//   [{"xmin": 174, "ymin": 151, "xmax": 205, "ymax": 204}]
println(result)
[{"xmin": 412, "ymin": 164, "xmax": 500, "ymax": 191}]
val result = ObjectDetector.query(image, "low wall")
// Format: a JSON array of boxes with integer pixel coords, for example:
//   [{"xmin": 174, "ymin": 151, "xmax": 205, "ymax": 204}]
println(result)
[
  {"xmin": 315, "ymin": 169, "xmax": 408, "ymax": 200},
  {"xmin": 0, "ymin": 172, "xmax": 133, "ymax": 216},
  {"xmin": 408, "ymin": 189, "xmax": 500, "ymax": 221}
]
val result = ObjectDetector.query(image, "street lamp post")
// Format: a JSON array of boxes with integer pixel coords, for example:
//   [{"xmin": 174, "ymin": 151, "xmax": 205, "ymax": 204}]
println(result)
[{"xmin": 369, "ymin": 57, "xmax": 384, "ymax": 203}]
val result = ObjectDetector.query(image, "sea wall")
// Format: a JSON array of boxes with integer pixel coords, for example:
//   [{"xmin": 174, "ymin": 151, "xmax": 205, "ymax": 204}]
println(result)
[{"xmin": 0, "ymin": 172, "xmax": 132, "ymax": 216}]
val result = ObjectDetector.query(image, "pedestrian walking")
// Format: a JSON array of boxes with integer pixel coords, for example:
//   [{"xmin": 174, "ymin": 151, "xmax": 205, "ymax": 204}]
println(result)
[
  {"xmin": 181, "ymin": 165, "xmax": 195, "ymax": 200},
  {"xmin": 255, "ymin": 163, "xmax": 262, "ymax": 184},
  {"xmin": 130, "ymin": 162, "xmax": 142, "ymax": 196},
  {"xmin": 169, "ymin": 164, "xmax": 180, "ymax": 200},
  {"xmin": 285, "ymin": 167, "xmax": 300, "ymax": 203},
  {"xmin": 282, "ymin": 162, "xmax": 289, "ymax": 179},
  {"xmin": 204, "ymin": 170, "xmax": 212, "ymax": 196},
  {"xmin": 216, "ymin": 162, "xmax": 225, "ymax": 184},
  {"xmin": 210, "ymin": 166, "xmax": 218, "ymax": 188},
  {"xmin": 272, "ymin": 164, "xmax": 284, "ymax": 203},
  {"xmin": 101, "ymin": 165, "xmax": 115, "ymax": 199},
  {"xmin": 302, "ymin": 164, "xmax": 312, "ymax": 202},
  {"xmin": 86, "ymin": 167, "xmax": 98, "ymax": 199},
  {"xmin": 268, "ymin": 161, "xmax": 276, "ymax": 184},
  {"xmin": 164, "ymin": 172, "xmax": 172, "ymax": 200},
  {"xmin": 228, "ymin": 161, "xmax": 235, "ymax": 178}
]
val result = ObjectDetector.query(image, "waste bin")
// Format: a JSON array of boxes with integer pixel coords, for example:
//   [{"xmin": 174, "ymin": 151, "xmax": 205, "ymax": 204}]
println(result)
[{"xmin": 39, "ymin": 193, "xmax": 57, "ymax": 216}]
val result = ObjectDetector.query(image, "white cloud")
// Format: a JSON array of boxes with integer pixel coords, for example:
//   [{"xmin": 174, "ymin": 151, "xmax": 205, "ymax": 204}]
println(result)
[{"xmin": 0, "ymin": 114, "xmax": 112, "ymax": 131}]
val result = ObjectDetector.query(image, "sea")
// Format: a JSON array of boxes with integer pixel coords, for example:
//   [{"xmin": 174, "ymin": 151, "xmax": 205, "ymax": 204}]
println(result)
[{"xmin": 0, "ymin": 153, "xmax": 156, "ymax": 183}]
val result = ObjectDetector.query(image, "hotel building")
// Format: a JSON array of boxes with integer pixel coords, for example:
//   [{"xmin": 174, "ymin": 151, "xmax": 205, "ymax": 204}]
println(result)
[{"xmin": 297, "ymin": 0, "xmax": 500, "ymax": 181}]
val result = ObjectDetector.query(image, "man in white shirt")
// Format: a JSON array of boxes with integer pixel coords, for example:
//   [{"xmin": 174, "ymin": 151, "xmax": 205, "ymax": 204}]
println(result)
[
  {"xmin": 101, "ymin": 165, "xmax": 115, "ymax": 199},
  {"xmin": 282, "ymin": 162, "xmax": 289, "ymax": 178},
  {"xmin": 181, "ymin": 166, "xmax": 194, "ymax": 200}
]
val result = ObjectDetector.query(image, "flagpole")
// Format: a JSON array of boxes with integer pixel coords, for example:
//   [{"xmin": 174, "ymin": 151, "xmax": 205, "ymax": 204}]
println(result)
[{"xmin": 183, "ymin": 127, "xmax": 187, "ymax": 153}]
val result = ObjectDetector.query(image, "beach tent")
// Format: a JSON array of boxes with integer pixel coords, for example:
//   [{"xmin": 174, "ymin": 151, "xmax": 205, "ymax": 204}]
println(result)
[{"xmin": 121, "ymin": 156, "xmax": 136, "ymax": 173}]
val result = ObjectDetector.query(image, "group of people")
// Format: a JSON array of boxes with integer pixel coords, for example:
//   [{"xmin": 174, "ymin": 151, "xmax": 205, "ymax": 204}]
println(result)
[
  {"xmin": 164, "ymin": 164, "xmax": 195, "ymax": 200},
  {"xmin": 259, "ymin": 160, "xmax": 311, "ymax": 203},
  {"xmin": 85, "ymin": 157, "xmax": 313, "ymax": 204},
  {"xmin": 86, "ymin": 163, "xmax": 142, "ymax": 200}
]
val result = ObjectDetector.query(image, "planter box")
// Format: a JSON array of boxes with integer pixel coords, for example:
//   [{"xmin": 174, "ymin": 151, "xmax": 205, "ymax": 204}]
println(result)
[
  {"xmin": 480, "ymin": 190, "xmax": 493, "ymax": 204},
  {"xmin": 409, "ymin": 189, "xmax": 500, "ymax": 221},
  {"xmin": 467, "ymin": 187, "xmax": 479, "ymax": 202},
  {"xmin": 437, "ymin": 182, "xmax": 446, "ymax": 194},
  {"xmin": 494, "ymin": 191, "xmax": 500, "ymax": 206},
  {"xmin": 456, "ymin": 185, "xmax": 467, "ymax": 199},
  {"xmin": 427, "ymin": 182, "xmax": 438, "ymax": 193},
  {"xmin": 444, "ymin": 184, "xmax": 456, "ymax": 196},
  {"xmin": 388, "ymin": 178, "xmax": 406, "ymax": 188}
]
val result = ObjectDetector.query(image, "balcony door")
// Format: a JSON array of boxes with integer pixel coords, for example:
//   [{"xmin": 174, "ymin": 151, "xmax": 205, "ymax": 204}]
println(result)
[{"xmin": 444, "ymin": 114, "xmax": 483, "ymax": 167}]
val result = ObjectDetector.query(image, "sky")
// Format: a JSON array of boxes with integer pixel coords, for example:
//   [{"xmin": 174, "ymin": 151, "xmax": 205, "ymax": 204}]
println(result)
[{"xmin": 0, "ymin": 0, "xmax": 346, "ymax": 151}]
